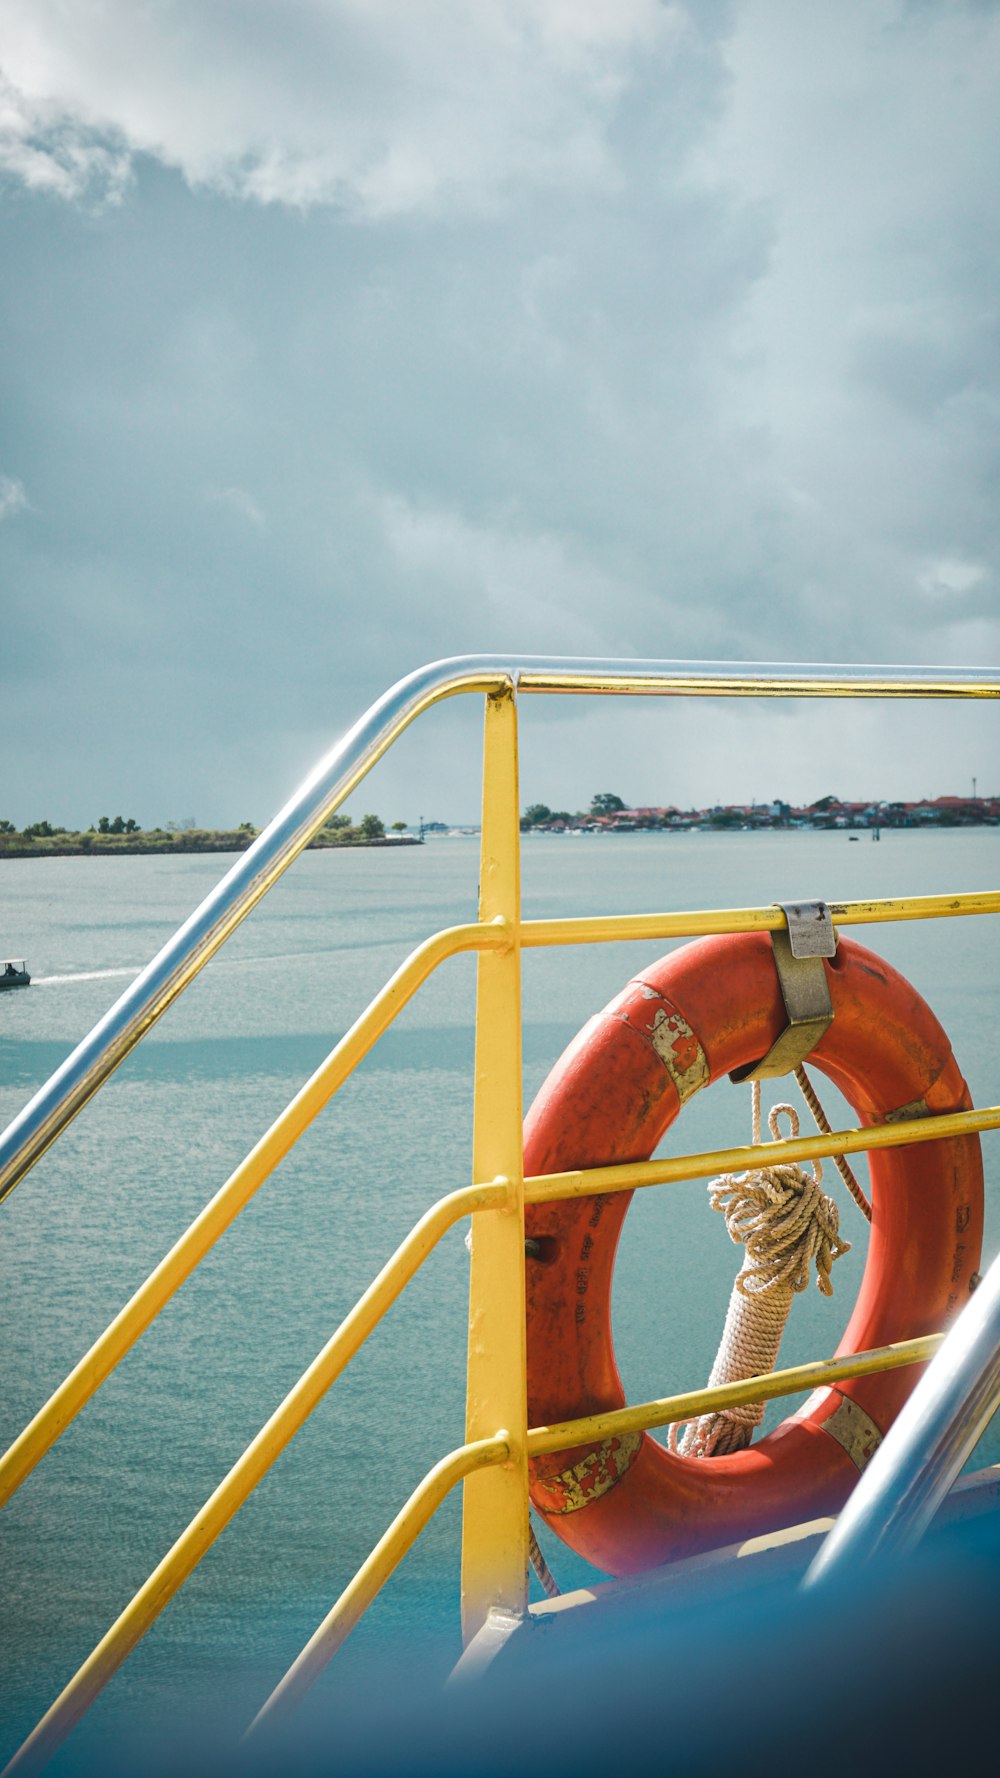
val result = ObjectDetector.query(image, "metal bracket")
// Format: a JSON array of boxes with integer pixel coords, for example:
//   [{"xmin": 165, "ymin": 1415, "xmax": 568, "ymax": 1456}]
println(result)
[{"xmin": 730, "ymin": 901, "xmax": 837, "ymax": 1082}]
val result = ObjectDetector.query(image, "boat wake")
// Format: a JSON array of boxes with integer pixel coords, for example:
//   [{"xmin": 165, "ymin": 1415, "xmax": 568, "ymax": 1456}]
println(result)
[
  {"xmin": 33, "ymin": 946, "xmax": 401, "ymax": 988},
  {"xmin": 34, "ymin": 967, "xmax": 142, "ymax": 986}
]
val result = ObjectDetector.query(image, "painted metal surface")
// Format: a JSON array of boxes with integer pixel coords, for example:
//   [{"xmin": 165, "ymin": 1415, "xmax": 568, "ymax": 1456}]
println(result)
[
  {"xmin": 0, "ymin": 920, "xmax": 508, "ymax": 1508},
  {"xmin": 461, "ymin": 687, "xmax": 529, "ymax": 1643},
  {"xmin": 2, "ymin": 657, "xmax": 997, "ymax": 1768},
  {"xmin": 1, "ymin": 1178, "xmax": 508, "ymax": 1777},
  {"xmin": 523, "ymin": 1103, "xmax": 1000, "ymax": 1203},
  {"xmin": 524, "ymin": 1336, "xmax": 944, "ymax": 1457},
  {"xmin": 247, "ymin": 1435, "xmax": 511, "ymax": 1738},
  {"xmin": 519, "ymin": 890, "xmax": 1000, "ymax": 949},
  {"xmin": 2, "ymin": 656, "xmax": 996, "ymax": 1205}
]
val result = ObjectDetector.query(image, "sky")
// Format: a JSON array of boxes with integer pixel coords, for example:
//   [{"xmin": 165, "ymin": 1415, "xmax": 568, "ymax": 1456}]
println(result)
[{"xmin": 0, "ymin": 0, "xmax": 998, "ymax": 829}]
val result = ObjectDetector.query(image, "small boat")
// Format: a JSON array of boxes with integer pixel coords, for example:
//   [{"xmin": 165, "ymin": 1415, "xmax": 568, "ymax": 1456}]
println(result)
[
  {"xmin": 0, "ymin": 654, "xmax": 998, "ymax": 1777},
  {"xmin": 0, "ymin": 959, "xmax": 29, "ymax": 990}
]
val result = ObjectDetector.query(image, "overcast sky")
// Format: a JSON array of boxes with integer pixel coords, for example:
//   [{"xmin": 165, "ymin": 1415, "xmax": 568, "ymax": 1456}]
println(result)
[{"xmin": 1, "ymin": 0, "xmax": 998, "ymax": 828}]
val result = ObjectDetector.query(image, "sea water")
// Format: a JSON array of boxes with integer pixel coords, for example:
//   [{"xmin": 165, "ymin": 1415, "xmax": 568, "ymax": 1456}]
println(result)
[{"xmin": 1, "ymin": 830, "xmax": 998, "ymax": 1766}]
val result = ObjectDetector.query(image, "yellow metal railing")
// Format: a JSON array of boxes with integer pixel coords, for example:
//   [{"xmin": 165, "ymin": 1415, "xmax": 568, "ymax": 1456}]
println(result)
[
  {"xmin": 2, "ymin": 672, "xmax": 998, "ymax": 1777},
  {"xmin": 0, "ymin": 920, "xmax": 510, "ymax": 1508},
  {"xmin": 524, "ymin": 1103, "xmax": 1000, "ymax": 1203},
  {"xmin": 248, "ymin": 1330, "xmax": 950, "ymax": 1735},
  {"xmin": 520, "ymin": 891, "xmax": 1000, "ymax": 947}
]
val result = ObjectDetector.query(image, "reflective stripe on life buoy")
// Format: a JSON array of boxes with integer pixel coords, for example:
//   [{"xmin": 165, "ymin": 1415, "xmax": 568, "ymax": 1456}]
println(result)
[{"xmin": 524, "ymin": 932, "xmax": 983, "ymax": 1576}]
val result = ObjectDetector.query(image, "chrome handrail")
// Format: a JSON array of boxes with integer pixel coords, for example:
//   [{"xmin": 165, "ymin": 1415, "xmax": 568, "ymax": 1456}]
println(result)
[
  {"xmin": 2, "ymin": 652, "xmax": 996, "ymax": 1203},
  {"xmin": 2, "ymin": 653, "xmax": 998, "ymax": 1774}
]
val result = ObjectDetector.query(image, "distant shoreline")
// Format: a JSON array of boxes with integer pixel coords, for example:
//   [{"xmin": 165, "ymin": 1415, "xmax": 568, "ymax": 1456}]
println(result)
[
  {"xmin": 0, "ymin": 833, "xmax": 423, "ymax": 860},
  {"xmin": 1, "ymin": 824, "xmax": 995, "ymax": 862}
]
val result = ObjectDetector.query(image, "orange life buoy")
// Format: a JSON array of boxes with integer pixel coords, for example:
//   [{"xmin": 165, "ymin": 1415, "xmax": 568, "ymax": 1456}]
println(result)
[{"xmin": 525, "ymin": 932, "xmax": 983, "ymax": 1576}]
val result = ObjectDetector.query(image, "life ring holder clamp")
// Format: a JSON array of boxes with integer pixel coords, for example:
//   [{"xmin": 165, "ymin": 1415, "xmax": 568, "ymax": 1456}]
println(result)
[
  {"xmin": 524, "ymin": 915, "xmax": 984, "ymax": 1576},
  {"xmin": 731, "ymin": 900, "xmax": 837, "ymax": 1083}
]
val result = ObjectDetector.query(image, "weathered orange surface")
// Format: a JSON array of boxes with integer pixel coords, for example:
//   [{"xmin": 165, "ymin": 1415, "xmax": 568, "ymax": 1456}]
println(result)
[{"xmin": 525, "ymin": 933, "xmax": 984, "ymax": 1575}]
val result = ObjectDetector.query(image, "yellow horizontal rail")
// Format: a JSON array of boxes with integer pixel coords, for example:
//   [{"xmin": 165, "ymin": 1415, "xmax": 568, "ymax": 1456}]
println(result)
[
  {"xmin": 526, "ymin": 1335, "xmax": 943, "ymax": 1456},
  {"xmin": 524, "ymin": 1104, "xmax": 1000, "ymax": 1205},
  {"xmin": 520, "ymin": 890, "xmax": 1000, "ymax": 949},
  {"xmin": 2, "ymin": 1176, "xmax": 509, "ymax": 1778},
  {"xmin": 0, "ymin": 921, "xmax": 507, "ymax": 1511},
  {"xmin": 6, "ymin": 892, "xmax": 991, "ymax": 1509},
  {"xmin": 235, "ymin": 1334, "xmax": 949, "ymax": 1734},
  {"xmin": 246, "ymin": 1434, "xmax": 511, "ymax": 1739}
]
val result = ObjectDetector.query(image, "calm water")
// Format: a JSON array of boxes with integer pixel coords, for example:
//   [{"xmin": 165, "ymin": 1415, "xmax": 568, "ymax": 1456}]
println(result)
[{"xmin": 1, "ymin": 831, "xmax": 998, "ymax": 1767}]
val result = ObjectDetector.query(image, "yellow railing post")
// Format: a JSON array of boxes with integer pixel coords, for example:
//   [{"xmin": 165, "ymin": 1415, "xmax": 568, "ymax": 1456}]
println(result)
[{"xmin": 461, "ymin": 683, "xmax": 529, "ymax": 1645}]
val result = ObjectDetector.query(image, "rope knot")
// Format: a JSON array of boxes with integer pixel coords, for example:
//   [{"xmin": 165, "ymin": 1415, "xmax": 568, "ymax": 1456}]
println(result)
[
  {"xmin": 708, "ymin": 1102, "xmax": 850, "ymax": 1299},
  {"xmin": 669, "ymin": 1089, "xmax": 852, "ymax": 1461}
]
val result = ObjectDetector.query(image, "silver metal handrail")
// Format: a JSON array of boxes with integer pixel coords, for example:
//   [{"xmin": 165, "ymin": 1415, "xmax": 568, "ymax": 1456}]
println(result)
[
  {"xmin": 2, "ymin": 653, "xmax": 996, "ymax": 1204},
  {"xmin": 805, "ymin": 1248, "xmax": 1000, "ymax": 1580}
]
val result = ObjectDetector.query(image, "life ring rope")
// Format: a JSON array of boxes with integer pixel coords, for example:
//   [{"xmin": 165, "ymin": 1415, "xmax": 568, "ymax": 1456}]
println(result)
[
  {"xmin": 795, "ymin": 1063, "xmax": 871, "ymax": 1220},
  {"xmin": 524, "ymin": 931, "xmax": 984, "ymax": 1575},
  {"xmin": 669, "ymin": 1082, "xmax": 851, "ymax": 1460}
]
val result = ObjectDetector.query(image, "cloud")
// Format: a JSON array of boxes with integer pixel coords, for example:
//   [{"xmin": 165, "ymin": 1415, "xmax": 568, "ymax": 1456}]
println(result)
[
  {"xmin": 0, "ymin": 472, "xmax": 28, "ymax": 520},
  {"xmin": 205, "ymin": 486, "xmax": 266, "ymax": 530},
  {"xmin": 378, "ymin": 493, "xmax": 654, "ymax": 657},
  {"xmin": 918, "ymin": 558, "xmax": 987, "ymax": 598},
  {"xmin": 0, "ymin": 0, "xmax": 685, "ymax": 213},
  {"xmin": 0, "ymin": 72, "xmax": 131, "ymax": 203},
  {"xmin": 0, "ymin": 1, "xmax": 997, "ymax": 825},
  {"xmin": 686, "ymin": 0, "xmax": 1000, "ymax": 665}
]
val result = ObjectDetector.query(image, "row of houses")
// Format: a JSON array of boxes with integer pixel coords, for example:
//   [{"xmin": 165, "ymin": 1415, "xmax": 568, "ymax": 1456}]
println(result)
[{"xmin": 525, "ymin": 794, "xmax": 1000, "ymax": 833}]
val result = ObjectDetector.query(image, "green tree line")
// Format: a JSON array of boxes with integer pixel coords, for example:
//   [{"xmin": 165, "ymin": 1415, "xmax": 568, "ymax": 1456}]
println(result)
[
  {"xmin": 0, "ymin": 812, "xmax": 414, "ymax": 854},
  {"xmin": 521, "ymin": 793, "xmax": 628, "ymax": 829}
]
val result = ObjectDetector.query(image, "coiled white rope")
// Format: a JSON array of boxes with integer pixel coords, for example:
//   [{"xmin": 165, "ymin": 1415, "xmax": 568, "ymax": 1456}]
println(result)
[{"xmin": 670, "ymin": 1081, "xmax": 851, "ymax": 1459}]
